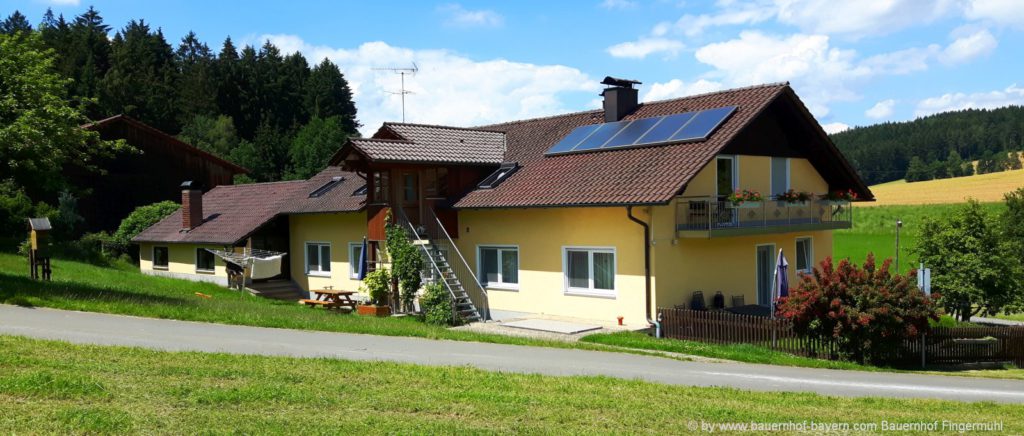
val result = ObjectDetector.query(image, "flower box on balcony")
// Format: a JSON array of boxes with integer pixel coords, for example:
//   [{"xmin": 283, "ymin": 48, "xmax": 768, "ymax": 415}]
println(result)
[{"xmin": 728, "ymin": 201, "xmax": 762, "ymax": 209}]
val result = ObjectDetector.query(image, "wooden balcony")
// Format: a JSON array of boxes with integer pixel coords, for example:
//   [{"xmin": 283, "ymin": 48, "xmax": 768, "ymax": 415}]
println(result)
[{"xmin": 675, "ymin": 196, "xmax": 853, "ymax": 238}]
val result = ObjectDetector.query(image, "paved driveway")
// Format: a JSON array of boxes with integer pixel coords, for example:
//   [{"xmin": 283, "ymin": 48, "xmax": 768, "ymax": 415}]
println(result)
[{"xmin": 2, "ymin": 305, "xmax": 1023, "ymax": 404}]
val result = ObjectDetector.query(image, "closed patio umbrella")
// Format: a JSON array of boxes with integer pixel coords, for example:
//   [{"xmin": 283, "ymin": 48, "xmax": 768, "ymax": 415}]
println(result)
[{"xmin": 770, "ymin": 249, "xmax": 788, "ymax": 318}]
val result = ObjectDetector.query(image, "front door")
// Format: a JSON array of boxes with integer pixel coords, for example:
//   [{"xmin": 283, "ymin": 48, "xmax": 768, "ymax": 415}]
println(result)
[
  {"xmin": 401, "ymin": 171, "xmax": 420, "ymax": 226},
  {"xmin": 756, "ymin": 244, "xmax": 775, "ymax": 306}
]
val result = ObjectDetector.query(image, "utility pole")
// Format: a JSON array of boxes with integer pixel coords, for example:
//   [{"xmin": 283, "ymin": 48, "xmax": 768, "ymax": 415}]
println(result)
[
  {"xmin": 895, "ymin": 218, "xmax": 903, "ymax": 273},
  {"xmin": 372, "ymin": 63, "xmax": 418, "ymax": 122}
]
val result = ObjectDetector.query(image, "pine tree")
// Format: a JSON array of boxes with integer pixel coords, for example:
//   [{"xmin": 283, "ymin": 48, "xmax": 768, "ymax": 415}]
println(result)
[
  {"xmin": 100, "ymin": 20, "xmax": 180, "ymax": 132},
  {"xmin": 235, "ymin": 45, "xmax": 260, "ymax": 140},
  {"xmin": 905, "ymin": 156, "xmax": 928, "ymax": 182},
  {"xmin": 946, "ymin": 149, "xmax": 964, "ymax": 178},
  {"xmin": 175, "ymin": 31, "xmax": 218, "ymax": 123},
  {"xmin": 1, "ymin": 10, "xmax": 32, "ymax": 35},
  {"xmin": 306, "ymin": 58, "xmax": 359, "ymax": 132}
]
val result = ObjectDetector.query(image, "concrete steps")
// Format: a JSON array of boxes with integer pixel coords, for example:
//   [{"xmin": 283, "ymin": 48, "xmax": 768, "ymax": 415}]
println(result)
[{"xmin": 247, "ymin": 279, "xmax": 305, "ymax": 301}]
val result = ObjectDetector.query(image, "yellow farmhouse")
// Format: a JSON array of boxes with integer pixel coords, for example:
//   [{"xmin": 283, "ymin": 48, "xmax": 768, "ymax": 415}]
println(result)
[{"xmin": 135, "ymin": 80, "xmax": 872, "ymax": 327}]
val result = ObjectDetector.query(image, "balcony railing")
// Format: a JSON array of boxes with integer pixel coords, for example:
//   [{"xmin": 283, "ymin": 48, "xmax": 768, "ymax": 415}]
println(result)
[{"xmin": 675, "ymin": 196, "xmax": 853, "ymax": 237}]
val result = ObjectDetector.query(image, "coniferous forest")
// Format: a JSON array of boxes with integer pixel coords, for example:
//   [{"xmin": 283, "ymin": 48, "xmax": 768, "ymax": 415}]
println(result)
[
  {"xmin": 2, "ymin": 7, "xmax": 360, "ymax": 184},
  {"xmin": 830, "ymin": 106, "xmax": 1024, "ymax": 185}
]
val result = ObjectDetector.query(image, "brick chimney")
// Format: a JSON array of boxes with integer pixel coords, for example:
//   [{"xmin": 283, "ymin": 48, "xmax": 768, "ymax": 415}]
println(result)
[
  {"xmin": 181, "ymin": 181, "xmax": 203, "ymax": 230},
  {"xmin": 601, "ymin": 76, "xmax": 642, "ymax": 122}
]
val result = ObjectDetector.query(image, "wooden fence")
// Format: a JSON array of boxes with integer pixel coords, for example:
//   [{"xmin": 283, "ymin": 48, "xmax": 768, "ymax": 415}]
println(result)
[{"xmin": 658, "ymin": 307, "xmax": 1024, "ymax": 367}]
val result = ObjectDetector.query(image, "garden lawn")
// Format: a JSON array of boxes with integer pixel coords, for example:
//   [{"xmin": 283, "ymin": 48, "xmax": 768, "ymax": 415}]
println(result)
[
  {"xmin": 2, "ymin": 336, "xmax": 1021, "ymax": 434},
  {"xmin": 833, "ymin": 203, "xmax": 1005, "ymax": 274},
  {"xmin": 581, "ymin": 332, "xmax": 1024, "ymax": 380},
  {"xmin": 0, "ymin": 252, "xmax": 577, "ymax": 349}
]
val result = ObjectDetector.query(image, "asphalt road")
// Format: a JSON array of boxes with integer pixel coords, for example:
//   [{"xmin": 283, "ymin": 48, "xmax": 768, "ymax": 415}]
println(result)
[{"xmin": 2, "ymin": 305, "xmax": 1023, "ymax": 404}]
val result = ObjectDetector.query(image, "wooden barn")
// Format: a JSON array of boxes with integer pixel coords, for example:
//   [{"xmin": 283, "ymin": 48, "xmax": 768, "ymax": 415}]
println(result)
[{"xmin": 74, "ymin": 115, "xmax": 249, "ymax": 231}]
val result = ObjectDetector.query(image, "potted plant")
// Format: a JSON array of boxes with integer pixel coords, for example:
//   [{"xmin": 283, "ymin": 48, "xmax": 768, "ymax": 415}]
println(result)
[
  {"xmin": 726, "ymin": 189, "xmax": 763, "ymax": 208},
  {"xmin": 775, "ymin": 189, "xmax": 813, "ymax": 206},
  {"xmin": 358, "ymin": 268, "xmax": 392, "ymax": 317},
  {"xmin": 820, "ymin": 189, "xmax": 858, "ymax": 205}
]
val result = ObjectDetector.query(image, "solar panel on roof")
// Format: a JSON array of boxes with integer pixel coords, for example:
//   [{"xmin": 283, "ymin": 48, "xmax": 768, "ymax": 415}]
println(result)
[
  {"xmin": 670, "ymin": 106, "xmax": 737, "ymax": 142},
  {"xmin": 543, "ymin": 105, "xmax": 738, "ymax": 156},
  {"xmin": 635, "ymin": 112, "xmax": 695, "ymax": 145},
  {"xmin": 603, "ymin": 116, "xmax": 663, "ymax": 148},
  {"xmin": 572, "ymin": 120, "xmax": 630, "ymax": 151},
  {"xmin": 546, "ymin": 124, "xmax": 600, "ymax": 154}
]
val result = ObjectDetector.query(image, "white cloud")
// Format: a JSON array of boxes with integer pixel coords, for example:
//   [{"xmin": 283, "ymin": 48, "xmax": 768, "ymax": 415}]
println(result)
[
  {"xmin": 865, "ymin": 99, "xmax": 896, "ymax": 119},
  {"xmin": 44, "ymin": 0, "xmax": 80, "ymax": 5},
  {"xmin": 963, "ymin": 0, "xmax": 1024, "ymax": 27},
  {"xmin": 821, "ymin": 122, "xmax": 850, "ymax": 134},
  {"xmin": 437, "ymin": 4, "xmax": 504, "ymax": 28},
  {"xmin": 600, "ymin": 0, "xmax": 638, "ymax": 9},
  {"xmin": 940, "ymin": 28, "xmax": 998, "ymax": 64},
  {"xmin": 915, "ymin": 84, "xmax": 1024, "ymax": 117},
  {"xmin": 773, "ymin": 0, "xmax": 956, "ymax": 39},
  {"xmin": 673, "ymin": 4, "xmax": 776, "ymax": 37},
  {"xmin": 642, "ymin": 79, "xmax": 723, "ymax": 102},
  {"xmin": 255, "ymin": 35, "xmax": 600, "ymax": 135},
  {"xmin": 606, "ymin": 37, "xmax": 684, "ymax": 59}
]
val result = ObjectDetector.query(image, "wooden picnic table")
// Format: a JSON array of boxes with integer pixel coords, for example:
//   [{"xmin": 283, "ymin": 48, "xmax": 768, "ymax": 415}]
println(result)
[{"xmin": 299, "ymin": 288, "xmax": 358, "ymax": 311}]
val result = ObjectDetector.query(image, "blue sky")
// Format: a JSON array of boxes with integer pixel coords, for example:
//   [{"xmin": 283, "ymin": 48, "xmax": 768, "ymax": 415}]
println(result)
[{"xmin": 7, "ymin": 0, "xmax": 1024, "ymax": 135}]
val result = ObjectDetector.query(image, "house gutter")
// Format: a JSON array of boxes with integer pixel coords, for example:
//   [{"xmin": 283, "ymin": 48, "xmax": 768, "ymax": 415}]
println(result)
[{"xmin": 626, "ymin": 205, "xmax": 660, "ymax": 338}]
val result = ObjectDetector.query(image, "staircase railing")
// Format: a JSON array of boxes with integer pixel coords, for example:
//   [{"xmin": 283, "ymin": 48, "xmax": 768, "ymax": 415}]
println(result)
[
  {"xmin": 390, "ymin": 206, "xmax": 463, "ymax": 323},
  {"xmin": 422, "ymin": 207, "xmax": 490, "ymax": 321}
]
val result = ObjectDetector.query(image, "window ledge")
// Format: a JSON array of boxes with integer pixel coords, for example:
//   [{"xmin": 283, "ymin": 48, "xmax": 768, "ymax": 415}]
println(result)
[
  {"xmin": 564, "ymin": 289, "xmax": 616, "ymax": 299},
  {"xmin": 485, "ymin": 284, "xmax": 519, "ymax": 292},
  {"xmin": 308, "ymin": 272, "xmax": 332, "ymax": 278},
  {"xmin": 195, "ymin": 269, "xmax": 215, "ymax": 275},
  {"xmin": 152, "ymin": 266, "xmax": 168, "ymax": 271}
]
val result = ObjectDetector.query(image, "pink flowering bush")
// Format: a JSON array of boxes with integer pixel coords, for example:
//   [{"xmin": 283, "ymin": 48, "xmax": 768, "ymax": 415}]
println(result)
[{"xmin": 776, "ymin": 253, "xmax": 940, "ymax": 364}]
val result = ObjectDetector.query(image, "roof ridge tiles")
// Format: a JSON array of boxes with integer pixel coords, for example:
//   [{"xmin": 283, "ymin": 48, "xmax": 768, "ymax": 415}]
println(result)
[
  {"xmin": 383, "ymin": 122, "xmax": 507, "ymax": 134},
  {"xmin": 476, "ymin": 82, "xmax": 790, "ymax": 129}
]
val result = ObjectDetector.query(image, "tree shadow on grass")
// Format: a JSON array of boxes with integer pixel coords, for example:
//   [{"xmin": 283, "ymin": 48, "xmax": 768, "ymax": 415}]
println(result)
[{"xmin": 0, "ymin": 272, "xmax": 191, "ymax": 307}]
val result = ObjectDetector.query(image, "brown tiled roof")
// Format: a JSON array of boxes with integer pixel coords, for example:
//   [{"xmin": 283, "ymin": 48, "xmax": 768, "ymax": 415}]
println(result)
[
  {"xmin": 279, "ymin": 166, "xmax": 367, "ymax": 214},
  {"xmin": 454, "ymin": 83, "xmax": 792, "ymax": 208},
  {"xmin": 343, "ymin": 123, "xmax": 505, "ymax": 165},
  {"xmin": 84, "ymin": 115, "xmax": 249, "ymax": 174},
  {"xmin": 134, "ymin": 168, "xmax": 366, "ymax": 245}
]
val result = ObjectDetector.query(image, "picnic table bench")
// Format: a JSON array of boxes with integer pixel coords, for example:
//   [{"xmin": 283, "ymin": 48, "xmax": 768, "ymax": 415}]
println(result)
[{"xmin": 299, "ymin": 288, "xmax": 358, "ymax": 311}]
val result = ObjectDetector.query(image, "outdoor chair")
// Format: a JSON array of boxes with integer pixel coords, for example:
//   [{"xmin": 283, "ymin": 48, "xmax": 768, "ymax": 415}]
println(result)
[
  {"xmin": 690, "ymin": 291, "xmax": 706, "ymax": 311},
  {"xmin": 711, "ymin": 291, "xmax": 725, "ymax": 310},
  {"xmin": 732, "ymin": 295, "xmax": 745, "ymax": 307}
]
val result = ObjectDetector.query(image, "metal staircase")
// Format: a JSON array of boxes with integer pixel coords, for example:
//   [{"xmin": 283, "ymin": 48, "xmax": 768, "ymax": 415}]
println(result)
[{"xmin": 393, "ymin": 207, "xmax": 489, "ymax": 323}]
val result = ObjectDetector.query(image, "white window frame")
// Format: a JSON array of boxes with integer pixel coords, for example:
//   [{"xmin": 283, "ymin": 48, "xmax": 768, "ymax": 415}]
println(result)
[
  {"xmin": 305, "ymin": 241, "xmax": 332, "ymax": 277},
  {"xmin": 795, "ymin": 236, "xmax": 813, "ymax": 274},
  {"xmin": 715, "ymin": 155, "xmax": 739, "ymax": 197},
  {"xmin": 476, "ymin": 245, "xmax": 520, "ymax": 291},
  {"xmin": 562, "ymin": 246, "xmax": 617, "ymax": 298},
  {"xmin": 195, "ymin": 247, "xmax": 216, "ymax": 274},
  {"xmin": 770, "ymin": 157, "xmax": 791, "ymax": 195},
  {"xmin": 348, "ymin": 242, "xmax": 362, "ymax": 279},
  {"xmin": 152, "ymin": 246, "xmax": 169, "ymax": 270}
]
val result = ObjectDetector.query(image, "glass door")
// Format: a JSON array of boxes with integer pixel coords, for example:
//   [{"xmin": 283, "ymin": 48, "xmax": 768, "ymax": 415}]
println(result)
[
  {"xmin": 756, "ymin": 244, "xmax": 775, "ymax": 306},
  {"xmin": 401, "ymin": 171, "xmax": 420, "ymax": 227}
]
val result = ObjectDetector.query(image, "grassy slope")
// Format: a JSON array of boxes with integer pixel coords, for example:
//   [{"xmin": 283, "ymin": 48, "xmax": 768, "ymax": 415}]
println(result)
[
  {"xmin": 2, "ymin": 336, "xmax": 1021, "ymax": 434},
  {"xmin": 0, "ymin": 252, "xmax": 585, "ymax": 350},
  {"xmin": 866, "ymin": 169, "xmax": 1024, "ymax": 206},
  {"xmin": 833, "ymin": 203, "xmax": 1005, "ymax": 274}
]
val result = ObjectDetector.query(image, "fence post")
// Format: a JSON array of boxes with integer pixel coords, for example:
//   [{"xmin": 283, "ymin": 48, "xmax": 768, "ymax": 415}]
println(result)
[{"xmin": 920, "ymin": 333, "xmax": 926, "ymax": 369}]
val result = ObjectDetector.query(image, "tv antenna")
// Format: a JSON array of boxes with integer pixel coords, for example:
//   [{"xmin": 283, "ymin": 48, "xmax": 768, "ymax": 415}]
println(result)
[{"xmin": 372, "ymin": 62, "xmax": 418, "ymax": 122}]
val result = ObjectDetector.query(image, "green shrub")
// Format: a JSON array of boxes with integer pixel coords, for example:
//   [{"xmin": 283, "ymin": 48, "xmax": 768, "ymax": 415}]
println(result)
[
  {"xmin": 360, "ymin": 268, "xmax": 391, "ymax": 306},
  {"xmin": 52, "ymin": 190, "xmax": 84, "ymax": 241},
  {"xmin": 421, "ymin": 282, "xmax": 456, "ymax": 326},
  {"xmin": 111, "ymin": 201, "xmax": 179, "ymax": 254},
  {"xmin": 0, "ymin": 181, "xmax": 37, "ymax": 237}
]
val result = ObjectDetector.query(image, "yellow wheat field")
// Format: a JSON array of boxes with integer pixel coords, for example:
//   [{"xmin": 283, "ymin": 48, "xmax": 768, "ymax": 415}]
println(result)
[{"xmin": 865, "ymin": 169, "xmax": 1024, "ymax": 206}]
